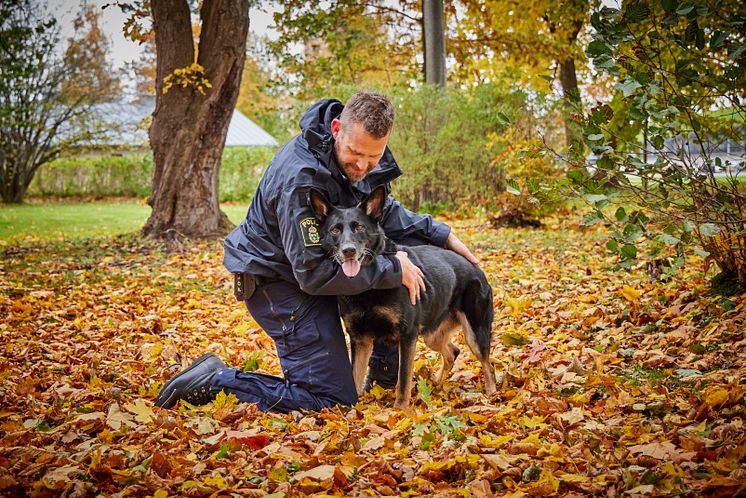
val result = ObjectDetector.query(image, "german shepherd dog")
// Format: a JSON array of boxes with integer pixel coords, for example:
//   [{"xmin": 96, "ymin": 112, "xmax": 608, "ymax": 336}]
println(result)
[{"xmin": 310, "ymin": 186, "xmax": 498, "ymax": 408}]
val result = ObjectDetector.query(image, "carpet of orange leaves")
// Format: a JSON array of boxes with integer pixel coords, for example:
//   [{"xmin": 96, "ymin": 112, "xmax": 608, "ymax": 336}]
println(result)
[{"xmin": 1, "ymin": 218, "xmax": 744, "ymax": 497}]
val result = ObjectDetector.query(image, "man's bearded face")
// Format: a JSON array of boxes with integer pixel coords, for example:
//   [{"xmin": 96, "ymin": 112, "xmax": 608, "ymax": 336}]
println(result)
[{"xmin": 331, "ymin": 119, "xmax": 389, "ymax": 182}]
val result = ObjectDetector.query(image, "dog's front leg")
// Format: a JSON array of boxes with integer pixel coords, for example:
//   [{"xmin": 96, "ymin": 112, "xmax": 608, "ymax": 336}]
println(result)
[
  {"xmin": 394, "ymin": 337, "xmax": 417, "ymax": 409},
  {"xmin": 350, "ymin": 336, "xmax": 374, "ymax": 396}
]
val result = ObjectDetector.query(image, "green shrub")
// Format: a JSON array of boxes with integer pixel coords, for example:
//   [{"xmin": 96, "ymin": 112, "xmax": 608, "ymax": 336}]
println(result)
[
  {"xmin": 28, "ymin": 147, "xmax": 278, "ymax": 202},
  {"xmin": 30, "ymin": 153, "xmax": 153, "ymax": 198},
  {"xmin": 572, "ymin": 0, "xmax": 746, "ymax": 289},
  {"xmin": 488, "ymin": 126, "xmax": 566, "ymax": 225},
  {"xmin": 219, "ymin": 147, "xmax": 277, "ymax": 201},
  {"xmin": 387, "ymin": 84, "xmax": 524, "ymax": 211}
]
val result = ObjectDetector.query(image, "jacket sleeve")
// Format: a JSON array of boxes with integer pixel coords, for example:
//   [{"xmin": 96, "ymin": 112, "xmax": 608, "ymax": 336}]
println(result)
[
  {"xmin": 276, "ymin": 185, "xmax": 403, "ymax": 295},
  {"xmin": 380, "ymin": 196, "xmax": 451, "ymax": 247}
]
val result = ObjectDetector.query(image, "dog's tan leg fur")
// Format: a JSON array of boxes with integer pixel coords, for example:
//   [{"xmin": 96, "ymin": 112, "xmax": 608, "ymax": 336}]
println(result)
[
  {"xmin": 423, "ymin": 316, "xmax": 460, "ymax": 384},
  {"xmin": 351, "ymin": 336, "xmax": 374, "ymax": 396},
  {"xmin": 457, "ymin": 312, "xmax": 498, "ymax": 396}
]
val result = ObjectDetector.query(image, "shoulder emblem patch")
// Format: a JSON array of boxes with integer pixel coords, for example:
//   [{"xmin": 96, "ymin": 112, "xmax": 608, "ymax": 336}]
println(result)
[{"xmin": 300, "ymin": 217, "xmax": 321, "ymax": 246}]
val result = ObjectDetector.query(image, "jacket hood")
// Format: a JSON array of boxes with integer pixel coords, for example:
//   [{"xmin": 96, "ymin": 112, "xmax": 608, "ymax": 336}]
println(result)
[{"xmin": 299, "ymin": 98, "xmax": 343, "ymax": 138}]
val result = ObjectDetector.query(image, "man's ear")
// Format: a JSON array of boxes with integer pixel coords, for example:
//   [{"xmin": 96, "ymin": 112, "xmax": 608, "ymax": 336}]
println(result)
[
  {"xmin": 309, "ymin": 189, "xmax": 330, "ymax": 224},
  {"xmin": 330, "ymin": 118, "xmax": 342, "ymax": 140},
  {"xmin": 362, "ymin": 186, "xmax": 386, "ymax": 222}
]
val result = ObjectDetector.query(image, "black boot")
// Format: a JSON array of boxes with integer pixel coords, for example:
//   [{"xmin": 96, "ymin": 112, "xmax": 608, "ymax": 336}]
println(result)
[
  {"xmin": 364, "ymin": 344, "xmax": 399, "ymax": 392},
  {"xmin": 363, "ymin": 361, "xmax": 398, "ymax": 392},
  {"xmin": 155, "ymin": 353, "xmax": 225, "ymax": 409}
]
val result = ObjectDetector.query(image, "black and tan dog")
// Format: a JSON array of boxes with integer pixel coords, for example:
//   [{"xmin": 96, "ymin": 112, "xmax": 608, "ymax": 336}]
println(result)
[{"xmin": 310, "ymin": 186, "xmax": 497, "ymax": 408}]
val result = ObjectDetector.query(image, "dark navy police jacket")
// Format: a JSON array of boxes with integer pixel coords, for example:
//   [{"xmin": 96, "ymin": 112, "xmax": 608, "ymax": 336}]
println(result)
[{"xmin": 223, "ymin": 98, "xmax": 451, "ymax": 296}]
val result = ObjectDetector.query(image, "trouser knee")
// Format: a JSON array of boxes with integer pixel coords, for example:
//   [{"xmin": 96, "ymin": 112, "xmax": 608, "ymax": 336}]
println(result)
[{"xmin": 319, "ymin": 388, "xmax": 358, "ymax": 410}]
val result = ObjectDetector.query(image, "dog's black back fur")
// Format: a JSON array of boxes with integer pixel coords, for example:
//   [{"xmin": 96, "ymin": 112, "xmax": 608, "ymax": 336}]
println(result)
[{"xmin": 310, "ymin": 186, "xmax": 497, "ymax": 407}]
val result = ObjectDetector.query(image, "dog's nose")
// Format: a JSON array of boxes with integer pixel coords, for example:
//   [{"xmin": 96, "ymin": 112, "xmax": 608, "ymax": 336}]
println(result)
[{"xmin": 342, "ymin": 246, "xmax": 357, "ymax": 259}]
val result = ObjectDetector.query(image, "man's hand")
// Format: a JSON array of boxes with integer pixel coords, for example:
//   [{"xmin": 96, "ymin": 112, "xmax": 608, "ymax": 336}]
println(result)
[
  {"xmin": 445, "ymin": 232, "xmax": 480, "ymax": 265},
  {"xmin": 396, "ymin": 250, "xmax": 425, "ymax": 305}
]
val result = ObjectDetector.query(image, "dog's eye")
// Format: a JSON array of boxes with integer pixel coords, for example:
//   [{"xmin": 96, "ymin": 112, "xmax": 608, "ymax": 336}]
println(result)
[
  {"xmin": 329, "ymin": 227, "xmax": 341, "ymax": 235},
  {"xmin": 354, "ymin": 224, "xmax": 366, "ymax": 233}
]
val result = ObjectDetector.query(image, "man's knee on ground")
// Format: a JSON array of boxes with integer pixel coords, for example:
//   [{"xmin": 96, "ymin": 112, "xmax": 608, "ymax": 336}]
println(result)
[{"xmin": 318, "ymin": 388, "xmax": 358, "ymax": 409}]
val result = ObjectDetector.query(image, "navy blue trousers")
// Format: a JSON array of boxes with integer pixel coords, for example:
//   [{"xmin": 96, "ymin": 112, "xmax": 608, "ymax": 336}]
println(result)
[
  {"xmin": 210, "ymin": 280, "xmax": 399, "ymax": 413},
  {"xmin": 211, "ymin": 238, "xmax": 426, "ymax": 413}
]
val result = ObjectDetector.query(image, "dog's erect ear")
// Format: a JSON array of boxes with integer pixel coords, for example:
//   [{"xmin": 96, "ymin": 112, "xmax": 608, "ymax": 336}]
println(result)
[
  {"xmin": 309, "ymin": 189, "xmax": 330, "ymax": 223},
  {"xmin": 362, "ymin": 185, "xmax": 386, "ymax": 222}
]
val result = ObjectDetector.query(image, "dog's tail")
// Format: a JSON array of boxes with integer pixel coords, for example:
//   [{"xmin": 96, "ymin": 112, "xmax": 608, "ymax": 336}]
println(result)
[{"xmin": 461, "ymin": 274, "xmax": 494, "ymax": 356}]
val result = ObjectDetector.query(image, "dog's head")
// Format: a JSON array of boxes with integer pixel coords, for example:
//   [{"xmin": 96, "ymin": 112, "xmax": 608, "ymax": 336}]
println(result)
[{"xmin": 309, "ymin": 186, "xmax": 387, "ymax": 277}]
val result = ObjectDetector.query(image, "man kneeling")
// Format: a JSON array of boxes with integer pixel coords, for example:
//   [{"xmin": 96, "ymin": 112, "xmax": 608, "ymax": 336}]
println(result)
[{"xmin": 155, "ymin": 91, "xmax": 478, "ymax": 412}]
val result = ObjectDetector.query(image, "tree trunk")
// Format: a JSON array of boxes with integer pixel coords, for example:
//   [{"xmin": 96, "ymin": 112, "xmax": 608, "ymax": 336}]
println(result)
[
  {"xmin": 559, "ymin": 57, "xmax": 583, "ymax": 149},
  {"xmin": 1, "ymin": 169, "xmax": 27, "ymax": 204},
  {"xmin": 143, "ymin": 0, "xmax": 249, "ymax": 242},
  {"xmin": 423, "ymin": 0, "xmax": 446, "ymax": 86}
]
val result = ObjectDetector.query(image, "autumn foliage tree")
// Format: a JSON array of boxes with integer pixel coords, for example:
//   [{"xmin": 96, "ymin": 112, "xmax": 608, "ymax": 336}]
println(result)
[
  {"xmin": 64, "ymin": 5, "xmax": 120, "ymax": 103},
  {"xmin": 134, "ymin": 0, "xmax": 248, "ymax": 242},
  {"xmin": 452, "ymin": 0, "xmax": 599, "ymax": 149},
  {"xmin": 0, "ymin": 1, "xmax": 116, "ymax": 203},
  {"xmin": 270, "ymin": 1, "xmax": 422, "ymax": 96}
]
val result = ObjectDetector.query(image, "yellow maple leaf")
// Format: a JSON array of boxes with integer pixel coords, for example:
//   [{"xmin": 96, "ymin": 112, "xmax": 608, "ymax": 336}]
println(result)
[
  {"xmin": 540, "ymin": 468, "xmax": 560, "ymax": 493},
  {"xmin": 504, "ymin": 294, "xmax": 532, "ymax": 316},
  {"xmin": 394, "ymin": 417, "xmax": 413, "ymax": 431},
  {"xmin": 203, "ymin": 475, "xmax": 227, "ymax": 488},
  {"xmin": 123, "ymin": 399, "xmax": 154, "ymax": 425},
  {"xmin": 519, "ymin": 415, "xmax": 547, "ymax": 429},
  {"xmin": 556, "ymin": 472, "xmax": 590, "ymax": 483},
  {"xmin": 368, "ymin": 383, "xmax": 387, "ymax": 401},
  {"xmin": 180, "ymin": 480, "xmax": 203, "ymax": 491},
  {"xmin": 620, "ymin": 285, "xmax": 641, "ymax": 302},
  {"xmin": 704, "ymin": 386, "xmax": 730, "ymax": 407},
  {"xmin": 233, "ymin": 322, "xmax": 252, "ymax": 335},
  {"xmin": 479, "ymin": 433, "xmax": 512, "ymax": 448},
  {"xmin": 211, "ymin": 390, "xmax": 239, "ymax": 412},
  {"xmin": 520, "ymin": 432, "xmax": 541, "ymax": 444}
]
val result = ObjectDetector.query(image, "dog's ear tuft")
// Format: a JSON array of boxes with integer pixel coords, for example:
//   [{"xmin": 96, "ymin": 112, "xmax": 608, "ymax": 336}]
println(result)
[
  {"xmin": 309, "ymin": 189, "xmax": 330, "ymax": 223},
  {"xmin": 363, "ymin": 186, "xmax": 386, "ymax": 222}
]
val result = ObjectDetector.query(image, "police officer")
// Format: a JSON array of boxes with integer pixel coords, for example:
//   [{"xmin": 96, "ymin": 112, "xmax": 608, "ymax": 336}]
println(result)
[{"xmin": 155, "ymin": 91, "xmax": 478, "ymax": 412}]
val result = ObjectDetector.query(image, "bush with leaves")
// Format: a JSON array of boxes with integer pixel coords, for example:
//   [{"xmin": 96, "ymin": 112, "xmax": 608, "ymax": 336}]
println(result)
[
  {"xmin": 490, "ymin": 125, "xmax": 566, "ymax": 227},
  {"xmin": 386, "ymin": 84, "xmax": 528, "ymax": 212},
  {"xmin": 569, "ymin": 0, "xmax": 746, "ymax": 290}
]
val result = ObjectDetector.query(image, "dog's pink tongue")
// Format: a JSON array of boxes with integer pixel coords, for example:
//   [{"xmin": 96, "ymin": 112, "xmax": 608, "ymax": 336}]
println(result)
[{"xmin": 342, "ymin": 260, "xmax": 361, "ymax": 277}]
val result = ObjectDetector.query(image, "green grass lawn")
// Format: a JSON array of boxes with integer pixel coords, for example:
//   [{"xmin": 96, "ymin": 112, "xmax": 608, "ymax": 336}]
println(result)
[{"xmin": 0, "ymin": 201, "xmax": 249, "ymax": 242}]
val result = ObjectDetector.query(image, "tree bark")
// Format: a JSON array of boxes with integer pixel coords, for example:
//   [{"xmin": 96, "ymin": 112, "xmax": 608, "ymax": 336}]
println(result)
[
  {"xmin": 423, "ymin": 0, "xmax": 446, "ymax": 86},
  {"xmin": 559, "ymin": 57, "xmax": 583, "ymax": 149},
  {"xmin": 143, "ymin": 0, "xmax": 249, "ymax": 242}
]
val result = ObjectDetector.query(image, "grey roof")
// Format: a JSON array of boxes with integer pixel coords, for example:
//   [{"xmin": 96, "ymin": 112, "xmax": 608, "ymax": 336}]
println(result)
[
  {"xmin": 92, "ymin": 99, "xmax": 278, "ymax": 147},
  {"xmin": 224, "ymin": 107, "xmax": 279, "ymax": 147}
]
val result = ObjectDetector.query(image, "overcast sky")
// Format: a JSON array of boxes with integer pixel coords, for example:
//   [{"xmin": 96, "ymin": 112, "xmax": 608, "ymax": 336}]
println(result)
[
  {"xmin": 49, "ymin": 0, "xmax": 280, "ymax": 71},
  {"xmin": 48, "ymin": 0, "xmax": 622, "ymax": 75}
]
